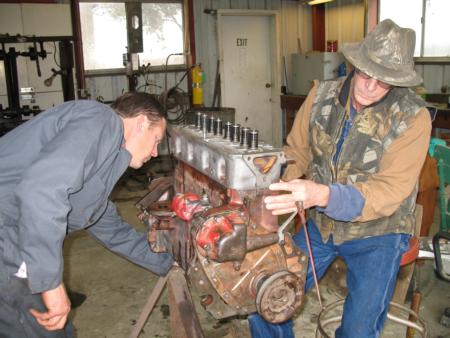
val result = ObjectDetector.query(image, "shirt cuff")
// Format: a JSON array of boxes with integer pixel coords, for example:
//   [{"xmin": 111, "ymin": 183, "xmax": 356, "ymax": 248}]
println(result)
[{"xmin": 317, "ymin": 183, "xmax": 365, "ymax": 221}]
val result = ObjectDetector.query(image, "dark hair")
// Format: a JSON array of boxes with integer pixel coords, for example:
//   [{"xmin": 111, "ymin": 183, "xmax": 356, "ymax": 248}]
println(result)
[{"xmin": 111, "ymin": 92, "xmax": 165, "ymax": 124}]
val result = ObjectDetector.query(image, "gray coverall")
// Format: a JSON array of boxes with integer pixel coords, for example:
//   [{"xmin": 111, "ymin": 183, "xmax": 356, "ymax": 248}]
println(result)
[{"xmin": 0, "ymin": 100, "xmax": 172, "ymax": 337}]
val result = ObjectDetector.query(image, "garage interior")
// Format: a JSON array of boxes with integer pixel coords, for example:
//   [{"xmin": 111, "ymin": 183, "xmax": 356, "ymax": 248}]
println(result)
[{"xmin": 1, "ymin": 0, "xmax": 450, "ymax": 337}]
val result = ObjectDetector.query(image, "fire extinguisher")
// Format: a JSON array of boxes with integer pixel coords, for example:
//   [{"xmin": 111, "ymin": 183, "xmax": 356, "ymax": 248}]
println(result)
[{"xmin": 192, "ymin": 63, "xmax": 204, "ymax": 106}]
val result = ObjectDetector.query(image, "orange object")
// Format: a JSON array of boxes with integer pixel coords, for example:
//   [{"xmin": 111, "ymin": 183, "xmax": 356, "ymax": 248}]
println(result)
[{"xmin": 400, "ymin": 236, "xmax": 420, "ymax": 266}]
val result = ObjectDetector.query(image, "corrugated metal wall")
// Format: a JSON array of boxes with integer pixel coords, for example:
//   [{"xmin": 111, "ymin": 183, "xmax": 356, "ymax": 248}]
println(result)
[
  {"xmin": 1, "ymin": 1, "xmax": 449, "ymax": 109},
  {"xmin": 326, "ymin": 0, "xmax": 365, "ymax": 45},
  {"xmin": 192, "ymin": 0, "xmax": 365, "ymax": 103}
]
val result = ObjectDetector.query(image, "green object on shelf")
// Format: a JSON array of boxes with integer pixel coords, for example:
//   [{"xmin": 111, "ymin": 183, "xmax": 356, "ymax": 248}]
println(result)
[
  {"xmin": 433, "ymin": 142, "xmax": 450, "ymax": 232},
  {"xmin": 429, "ymin": 137, "xmax": 446, "ymax": 157}
]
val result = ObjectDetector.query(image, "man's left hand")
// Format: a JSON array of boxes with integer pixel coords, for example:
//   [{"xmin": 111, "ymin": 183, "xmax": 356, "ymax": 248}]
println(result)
[
  {"xmin": 29, "ymin": 282, "xmax": 71, "ymax": 331},
  {"xmin": 264, "ymin": 179, "xmax": 330, "ymax": 215}
]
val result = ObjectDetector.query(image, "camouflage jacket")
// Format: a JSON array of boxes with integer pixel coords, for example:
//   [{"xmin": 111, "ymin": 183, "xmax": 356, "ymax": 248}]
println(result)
[{"xmin": 286, "ymin": 75, "xmax": 431, "ymax": 244}]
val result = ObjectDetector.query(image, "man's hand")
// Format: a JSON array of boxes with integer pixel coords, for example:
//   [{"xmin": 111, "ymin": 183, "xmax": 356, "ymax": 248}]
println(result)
[
  {"xmin": 29, "ymin": 282, "xmax": 71, "ymax": 331},
  {"xmin": 264, "ymin": 179, "xmax": 330, "ymax": 215}
]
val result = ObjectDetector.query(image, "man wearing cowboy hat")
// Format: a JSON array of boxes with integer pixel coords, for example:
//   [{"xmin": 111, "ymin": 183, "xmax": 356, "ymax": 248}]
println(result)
[{"xmin": 250, "ymin": 19, "xmax": 431, "ymax": 337}]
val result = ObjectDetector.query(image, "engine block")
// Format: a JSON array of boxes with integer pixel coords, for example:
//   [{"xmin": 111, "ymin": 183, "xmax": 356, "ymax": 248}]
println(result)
[
  {"xmin": 138, "ymin": 116, "xmax": 308, "ymax": 324},
  {"xmin": 170, "ymin": 123, "xmax": 284, "ymax": 192}
]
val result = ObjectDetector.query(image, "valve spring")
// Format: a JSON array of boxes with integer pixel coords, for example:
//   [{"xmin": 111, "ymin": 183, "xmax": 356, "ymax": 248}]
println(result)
[
  {"xmin": 208, "ymin": 116, "xmax": 215, "ymax": 134},
  {"xmin": 214, "ymin": 118, "xmax": 222, "ymax": 136},
  {"xmin": 240, "ymin": 127, "xmax": 250, "ymax": 147},
  {"xmin": 249, "ymin": 129, "xmax": 259, "ymax": 149},
  {"xmin": 232, "ymin": 124, "xmax": 240, "ymax": 143},
  {"xmin": 201, "ymin": 114, "xmax": 208, "ymax": 133},
  {"xmin": 195, "ymin": 111, "xmax": 202, "ymax": 129},
  {"xmin": 224, "ymin": 121, "xmax": 233, "ymax": 141}
]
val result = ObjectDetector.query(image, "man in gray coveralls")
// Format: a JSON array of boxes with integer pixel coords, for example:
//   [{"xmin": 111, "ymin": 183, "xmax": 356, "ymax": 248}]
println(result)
[{"xmin": 0, "ymin": 92, "xmax": 173, "ymax": 337}]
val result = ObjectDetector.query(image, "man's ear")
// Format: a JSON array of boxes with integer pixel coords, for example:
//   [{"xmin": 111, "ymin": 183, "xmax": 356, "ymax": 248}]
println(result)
[{"xmin": 136, "ymin": 115, "xmax": 147, "ymax": 132}]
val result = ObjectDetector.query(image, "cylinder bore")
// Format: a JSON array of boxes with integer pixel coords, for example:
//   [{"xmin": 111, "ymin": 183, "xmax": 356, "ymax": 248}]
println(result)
[{"xmin": 255, "ymin": 270, "xmax": 304, "ymax": 323}]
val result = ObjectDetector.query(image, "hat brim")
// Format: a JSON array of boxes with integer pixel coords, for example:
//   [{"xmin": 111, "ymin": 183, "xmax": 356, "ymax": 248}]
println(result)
[{"xmin": 342, "ymin": 42, "xmax": 423, "ymax": 87}]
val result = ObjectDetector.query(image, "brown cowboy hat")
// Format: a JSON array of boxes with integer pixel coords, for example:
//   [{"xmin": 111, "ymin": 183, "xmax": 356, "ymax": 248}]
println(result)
[{"xmin": 342, "ymin": 19, "xmax": 422, "ymax": 87}]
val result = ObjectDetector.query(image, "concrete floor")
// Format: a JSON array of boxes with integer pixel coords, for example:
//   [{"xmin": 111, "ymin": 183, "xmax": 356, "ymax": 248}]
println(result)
[{"xmin": 63, "ymin": 164, "xmax": 450, "ymax": 338}]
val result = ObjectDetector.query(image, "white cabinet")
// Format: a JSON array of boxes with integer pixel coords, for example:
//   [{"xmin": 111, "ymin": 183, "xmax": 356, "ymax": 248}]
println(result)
[{"xmin": 291, "ymin": 52, "xmax": 345, "ymax": 95}]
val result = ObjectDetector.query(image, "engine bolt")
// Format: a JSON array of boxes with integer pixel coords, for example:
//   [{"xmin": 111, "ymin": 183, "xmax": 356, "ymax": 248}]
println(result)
[{"xmin": 200, "ymin": 294, "xmax": 213, "ymax": 307}]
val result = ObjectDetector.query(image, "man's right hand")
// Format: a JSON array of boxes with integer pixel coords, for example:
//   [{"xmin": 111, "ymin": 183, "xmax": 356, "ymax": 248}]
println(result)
[
  {"xmin": 29, "ymin": 282, "xmax": 71, "ymax": 331},
  {"xmin": 264, "ymin": 179, "xmax": 330, "ymax": 215}
]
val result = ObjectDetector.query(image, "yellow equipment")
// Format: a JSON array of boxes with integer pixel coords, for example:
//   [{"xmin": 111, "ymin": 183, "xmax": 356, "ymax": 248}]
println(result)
[{"xmin": 192, "ymin": 64, "xmax": 204, "ymax": 106}]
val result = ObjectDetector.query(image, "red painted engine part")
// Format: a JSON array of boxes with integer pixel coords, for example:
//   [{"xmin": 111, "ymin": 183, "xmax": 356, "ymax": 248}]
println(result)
[
  {"xmin": 196, "ymin": 215, "xmax": 234, "ymax": 251},
  {"xmin": 171, "ymin": 193, "xmax": 205, "ymax": 221}
]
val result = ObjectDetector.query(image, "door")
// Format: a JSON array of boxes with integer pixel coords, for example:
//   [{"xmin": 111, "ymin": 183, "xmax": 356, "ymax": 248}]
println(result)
[{"xmin": 218, "ymin": 11, "xmax": 281, "ymax": 146}]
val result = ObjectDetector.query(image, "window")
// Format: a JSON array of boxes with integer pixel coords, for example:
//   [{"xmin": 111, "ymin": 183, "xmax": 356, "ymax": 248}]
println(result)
[
  {"xmin": 380, "ymin": 0, "xmax": 450, "ymax": 57},
  {"xmin": 79, "ymin": 1, "xmax": 184, "ymax": 71}
]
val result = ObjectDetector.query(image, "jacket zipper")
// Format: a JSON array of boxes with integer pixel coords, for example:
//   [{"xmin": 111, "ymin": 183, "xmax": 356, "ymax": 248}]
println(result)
[{"xmin": 330, "ymin": 111, "xmax": 348, "ymax": 183}]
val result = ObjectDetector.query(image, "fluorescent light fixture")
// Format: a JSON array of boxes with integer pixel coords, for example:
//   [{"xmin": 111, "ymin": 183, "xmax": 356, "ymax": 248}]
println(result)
[{"xmin": 308, "ymin": 0, "xmax": 334, "ymax": 5}]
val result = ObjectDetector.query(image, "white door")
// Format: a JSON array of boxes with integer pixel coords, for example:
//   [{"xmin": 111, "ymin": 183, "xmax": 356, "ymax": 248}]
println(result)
[{"xmin": 218, "ymin": 11, "xmax": 281, "ymax": 146}]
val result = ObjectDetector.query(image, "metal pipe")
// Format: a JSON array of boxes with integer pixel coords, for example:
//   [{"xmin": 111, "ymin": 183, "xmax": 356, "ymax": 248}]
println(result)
[
  {"xmin": 316, "ymin": 299, "xmax": 427, "ymax": 338},
  {"xmin": 296, "ymin": 201, "xmax": 323, "ymax": 309}
]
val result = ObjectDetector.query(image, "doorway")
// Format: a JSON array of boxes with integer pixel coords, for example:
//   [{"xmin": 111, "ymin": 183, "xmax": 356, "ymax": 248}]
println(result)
[{"xmin": 217, "ymin": 10, "xmax": 282, "ymax": 147}]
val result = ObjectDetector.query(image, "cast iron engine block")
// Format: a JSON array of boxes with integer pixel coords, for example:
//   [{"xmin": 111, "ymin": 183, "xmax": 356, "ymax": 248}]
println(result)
[{"xmin": 137, "ymin": 116, "xmax": 308, "ymax": 323}]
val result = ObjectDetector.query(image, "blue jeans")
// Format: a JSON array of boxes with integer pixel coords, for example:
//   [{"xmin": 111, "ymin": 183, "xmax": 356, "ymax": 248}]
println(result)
[{"xmin": 249, "ymin": 219, "xmax": 410, "ymax": 338}]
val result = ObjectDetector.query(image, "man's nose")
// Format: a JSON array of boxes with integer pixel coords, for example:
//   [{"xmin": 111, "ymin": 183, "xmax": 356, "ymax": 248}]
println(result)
[
  {"xmin": 151, "ymin": 147, "xmax": 158, "ymax": 157},
  {"xmin": 366, "ymin": 78, "xmax": 378, "ymax": 91}
]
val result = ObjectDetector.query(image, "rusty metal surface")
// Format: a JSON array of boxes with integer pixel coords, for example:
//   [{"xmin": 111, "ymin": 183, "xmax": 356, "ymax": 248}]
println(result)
[
  {"xmin": 256, "ymin": 270, "xmax": 304, "ymax": 323},
  {"xmin": 139, "ymin": 178, "xmax": 308, "ymax": 323},
  {"xmin": 138, "ymin": 123, "xmax": 308, "ymax": 324},
  {"xmin": 135, "ymin": 176, "xmax": 174, "ymax": 212},
  {"xmin": 192, "ymin": 234, "xmax": 307, "ymax": 321},
  {"xmin": 175, "ymin": 162, "xmax": 228, "ymax": 207}
]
